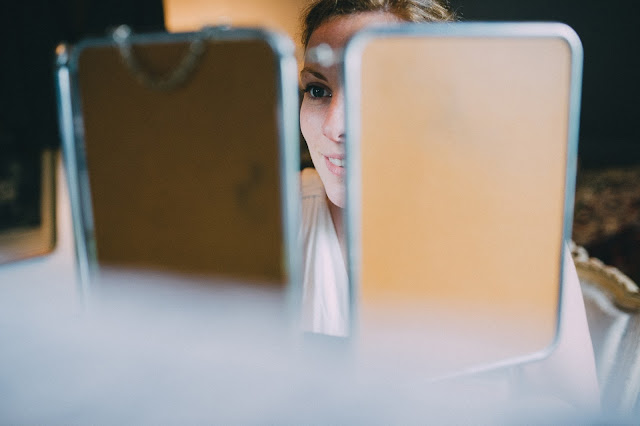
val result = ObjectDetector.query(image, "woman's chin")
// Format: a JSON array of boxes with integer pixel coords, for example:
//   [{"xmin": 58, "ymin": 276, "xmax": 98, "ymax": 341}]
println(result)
[
  {"xmin": 326, "ymin": 188, "xmax": 346, "ymax": 209},
  {"xmin": 311, "ymin": 164, "xmax": 345, "ymax": 208}
]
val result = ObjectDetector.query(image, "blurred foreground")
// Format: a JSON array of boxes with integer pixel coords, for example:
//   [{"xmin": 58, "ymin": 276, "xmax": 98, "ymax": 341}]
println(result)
[{"xmin": 0, "ymin": 269, "xmax": 623, "ymax": 424}]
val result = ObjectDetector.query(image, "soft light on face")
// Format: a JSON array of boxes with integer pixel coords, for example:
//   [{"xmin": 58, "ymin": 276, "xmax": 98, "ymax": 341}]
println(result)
[{"xmin": 300, "ymin": 12, "xmax": 402, "ymax": 209}]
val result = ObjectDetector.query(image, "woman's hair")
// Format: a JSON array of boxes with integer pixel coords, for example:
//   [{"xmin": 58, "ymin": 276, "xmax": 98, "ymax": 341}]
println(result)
[{"xmin": 301, "ymin": 0, "xmax": 455, "ymax": 47}]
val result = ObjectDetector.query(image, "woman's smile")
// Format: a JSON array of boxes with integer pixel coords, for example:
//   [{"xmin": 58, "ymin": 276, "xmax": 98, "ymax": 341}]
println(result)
[{"xmin": 324, "ymin": 154, "xmax": 346, "ymax": 176}]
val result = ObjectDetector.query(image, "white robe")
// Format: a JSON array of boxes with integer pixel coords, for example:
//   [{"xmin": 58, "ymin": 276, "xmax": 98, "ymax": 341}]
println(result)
[
  {"xmin": 300, "ymin": 168, "xmax": 349, "ymax": 337},
  {"xmin": 299, "ymin": 167, "xmax": 600, "ymax": 411}
]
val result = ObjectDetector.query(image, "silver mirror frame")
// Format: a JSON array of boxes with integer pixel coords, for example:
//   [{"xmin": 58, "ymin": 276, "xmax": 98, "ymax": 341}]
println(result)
[
  {"xmin": 343, "ymin": 22, "xmax": 583, "ymax": 377},
  {"xmin": 55, "ymin": 28, "xmax": 302, "ymax": 315}
]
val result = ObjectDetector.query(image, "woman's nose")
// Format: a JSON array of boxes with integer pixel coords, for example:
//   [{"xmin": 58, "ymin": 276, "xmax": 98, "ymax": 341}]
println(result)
[{"xmin": 322, "ymin": 91, "xmax": 345, "ymax": 143}]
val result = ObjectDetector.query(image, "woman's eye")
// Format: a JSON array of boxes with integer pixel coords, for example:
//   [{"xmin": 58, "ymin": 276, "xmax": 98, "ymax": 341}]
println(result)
[{"xmin": 305, "ymin": 85, "xmax": 331, "ymax": 99}]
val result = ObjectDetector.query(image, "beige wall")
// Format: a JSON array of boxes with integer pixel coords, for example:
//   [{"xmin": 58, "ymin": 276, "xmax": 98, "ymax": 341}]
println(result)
[{"xmin": 164, "ymin": 0, "xmax": 310, "ymax": 48}]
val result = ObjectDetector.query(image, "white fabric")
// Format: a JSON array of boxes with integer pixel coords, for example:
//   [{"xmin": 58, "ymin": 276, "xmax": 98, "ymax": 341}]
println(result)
[
  {"xmin": 299, "ymin": 167, "xmax": 600, "ymax": 410},
  {"xmin": 300, "ymin": 168, "xmax": 349, "ymax": 336}
]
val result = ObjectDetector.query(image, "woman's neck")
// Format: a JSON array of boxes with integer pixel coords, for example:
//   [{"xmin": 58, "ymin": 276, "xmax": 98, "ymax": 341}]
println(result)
[{"xmin": 327, "ymin": 198, "xmax": 347, "ymax": 267}]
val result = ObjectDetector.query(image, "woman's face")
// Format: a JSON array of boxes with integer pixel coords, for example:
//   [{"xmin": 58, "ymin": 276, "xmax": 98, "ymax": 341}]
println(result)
[{"xmin": 300, "ymin": 12, "xmax": 402, "ymax": 208}]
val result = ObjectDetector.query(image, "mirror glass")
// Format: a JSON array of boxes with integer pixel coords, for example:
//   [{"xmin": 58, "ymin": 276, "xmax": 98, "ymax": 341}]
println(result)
[
  {"xmin": 345, "ymin": 24, "xmax": 579, "ymax": 377},
  {"xmin": 62, "ymin": 31, "xmax": 299, "ymax": 294}
]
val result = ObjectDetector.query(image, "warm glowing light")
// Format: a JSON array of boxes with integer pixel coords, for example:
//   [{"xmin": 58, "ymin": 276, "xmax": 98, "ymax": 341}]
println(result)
[{"xmin": 163, "ymin": 0, "xmax": 306, "ymax": 45}]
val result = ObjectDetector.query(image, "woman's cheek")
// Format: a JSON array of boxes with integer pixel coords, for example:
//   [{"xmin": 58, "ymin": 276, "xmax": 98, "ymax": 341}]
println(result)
[
  {"xmin": 300, "ymin": 103, "xmax": 311, "ymax": 146},
  {"xmin": 300, "ymin": 101, "xmax": 321, "ymax": 152}
]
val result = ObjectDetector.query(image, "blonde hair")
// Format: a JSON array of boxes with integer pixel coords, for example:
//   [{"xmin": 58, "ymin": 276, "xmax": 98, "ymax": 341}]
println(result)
[{"xmin": 301, "ymin": 0, "xmax": 455, "ymax": 47}]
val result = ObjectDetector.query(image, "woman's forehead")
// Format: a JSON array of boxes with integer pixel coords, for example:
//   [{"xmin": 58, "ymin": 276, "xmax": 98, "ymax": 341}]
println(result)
[{"xmin": 306, "ymin": 11, "xmax": 402, "ymax": 50}]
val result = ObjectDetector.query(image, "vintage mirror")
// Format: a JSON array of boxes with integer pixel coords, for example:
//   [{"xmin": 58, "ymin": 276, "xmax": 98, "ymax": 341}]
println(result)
[
  {"xmin": 55, "ymin": 27, "xmax": 300, "ymax": 310},
  {"xmin": 344, "ymin": 23, "xmax": 582, "ymax": 378}
]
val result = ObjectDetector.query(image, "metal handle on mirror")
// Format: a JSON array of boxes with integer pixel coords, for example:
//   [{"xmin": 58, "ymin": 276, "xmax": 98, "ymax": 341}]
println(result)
[{"xmin": 111, "ymin": 25, "xmax": 207, "ymax": 91}]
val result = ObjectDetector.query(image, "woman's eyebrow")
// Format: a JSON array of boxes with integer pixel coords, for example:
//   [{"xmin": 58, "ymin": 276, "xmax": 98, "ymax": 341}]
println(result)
[{"xmin": 300, "ymin": 67, "xmax": 328, "ymax": 82}]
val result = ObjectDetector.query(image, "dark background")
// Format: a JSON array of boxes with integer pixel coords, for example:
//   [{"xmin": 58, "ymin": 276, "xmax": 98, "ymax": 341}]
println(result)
[
  {"xmin": 0, "ymin": 0, "xmax": 165, "ymax": 154},
  {"xmin": 0, "ymin": 1, "xmax": 164, "ymax": 233}
]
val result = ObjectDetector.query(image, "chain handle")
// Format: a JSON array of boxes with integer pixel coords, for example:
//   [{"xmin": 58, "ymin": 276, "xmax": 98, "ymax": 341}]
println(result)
[{"xmin": 112, "ymin": 25, "xmax": 207, "ymax": 91}]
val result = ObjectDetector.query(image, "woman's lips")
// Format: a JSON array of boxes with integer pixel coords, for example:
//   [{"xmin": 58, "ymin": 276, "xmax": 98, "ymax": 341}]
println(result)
[{"xmin": 324, "ymin": 155, "xmax": 345, "ymax": 177}]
